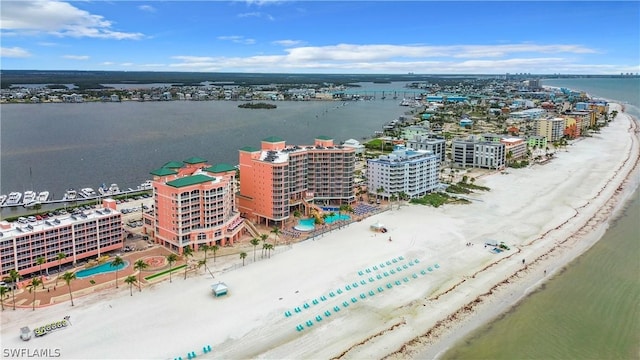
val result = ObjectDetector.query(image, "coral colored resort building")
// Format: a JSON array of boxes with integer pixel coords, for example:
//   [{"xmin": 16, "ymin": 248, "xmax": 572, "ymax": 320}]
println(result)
[
  {"xmin": 237, "ymin": 136, "xmax": 356, "ymax": 226},
  {"xmin": 144, "ymin": 157, "xmax": 245, "ymax": 254},
  {"xmin": 0, "ymin": 199, "xmax": 122, "ymax": 278}
]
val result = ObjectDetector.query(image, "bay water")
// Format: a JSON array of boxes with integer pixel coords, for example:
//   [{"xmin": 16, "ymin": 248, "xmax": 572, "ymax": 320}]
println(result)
[
  {"xmin": 0, "ymin": 82, "xmax": 416, "ymax": 217},
  {"xmin": 442, "ymin": 78, "xmax": 640, "ymax": 360}
]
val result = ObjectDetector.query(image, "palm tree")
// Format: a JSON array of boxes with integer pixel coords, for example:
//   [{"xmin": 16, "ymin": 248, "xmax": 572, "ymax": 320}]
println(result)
[
  {"xmin": 28, "ymin": 277, "xmax": 42, "ymax": 311},
  {"xmin": 124, "ymin": 276, "xmax": 137, "ymax": 296},
  {"xmin": 110, "ymin": 256, "xmax": 124, "ymax": 289},
  {"xmin": 265, "ymin": 243, "xmax": 274, "ymax": 258},
  {"xmin": 6, "ymin": 269, "xmax": 20, "ymax": 310},
  {"xmin": 197, "ymin": 260, "xmax": 206, "ymax": 274},
  {"xmin": 211, "ymin": 244, "xmax": 219, "ymax": 263},
  {"xmin": 270, "ymin": 226, "xmax": 281, "ymax": 247},
  {"xmin": 260, "ymin": 234, "xmax": 268, "ymax": 257},
  {"xmin": 250, "ymin": 238, "xmax": 260, "ymax": 262},
  {"xmin": 166, "ymin": 254, "xmax": 178, "ymax": 283},
  {"xmin": 61, "ymin": 271, "xmax": 76, "ymax": 306},
  {"xmin": 262, "ymin": 243, "xmax": 269, "ymax": 259},
  {"xmin": 182, "ymin": 246, "xmax": 193, "ymax": 280},
  {"xmin": 200, "ymin": 244, "xmax": 211, "ymax": 265},
  {"xmin": 36, "ymin": 256, "xmax": 46, "ymax": 277},
  {"xmin": 55, "ymin": 252, "xmax": 66, "ymax": 285},
  {"xmin": 0, "ymin": 286, "xmax": 9, "ymax": 311},
  {"xmin": 133, "ymin": 259, "xmax": 148, "ymax": 291},
  {"xmin": 506, "ymin": 150, "xmax": 513, "ymax": 167},
  {"xmin": 240, "ymin": 252, "xmax": 247, "ymax": 266},
  {"xmin": 376, "ymin": 186, "xmax": 385, "ymax": 203}
]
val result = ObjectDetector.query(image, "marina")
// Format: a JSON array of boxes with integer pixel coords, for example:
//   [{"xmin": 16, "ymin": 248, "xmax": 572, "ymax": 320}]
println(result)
[{"xmin": 0, "ymin": 181, "xmax": 153, "ymax": 209}]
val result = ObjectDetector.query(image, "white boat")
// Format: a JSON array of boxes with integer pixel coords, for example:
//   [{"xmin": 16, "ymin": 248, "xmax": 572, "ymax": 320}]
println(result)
[
  {"xmin": 80, "ymin": 188, "xmax": 97, "ymax": 198},
  {"xmin": 6, "ymin": 192, "xmax": 22, "ymax": 205},
  {"xmin": 37, "ymin": 191, "xmax": 50, "ymax": 202},
  {"xmin": 63, "ymin": 189, "xmax": 77, "ymax": 201},
  {"xmin": 0, "ymin": 194, "xmax": 6, "ymax": 205},
  {"xmin": 22, "ymin": 191, "xmax": 37, "ymax": 206},
  {"xmin": 138, "ymin": 180, "xmax": 152, "ymax": 190},
  {"xmin": 108, "ymin": 183, "xmax": 120, "ymax": 194}
]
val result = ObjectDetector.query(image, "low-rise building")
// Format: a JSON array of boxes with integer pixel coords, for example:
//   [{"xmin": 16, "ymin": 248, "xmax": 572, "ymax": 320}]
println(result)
[
  {"xmin": 406, "ymin": 134, "xmax": 446, "ymax": 163},
  {"xmin": 0, "ymin": 200, "xmax": 123, "ymax": 277}
]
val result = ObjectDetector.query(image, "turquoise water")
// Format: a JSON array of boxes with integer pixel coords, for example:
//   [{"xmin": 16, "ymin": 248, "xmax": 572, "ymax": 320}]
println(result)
[
  {"xmin": 294, "ymin": 214, "xmax": 351, "ymax": 231},
  {"xmin": 76, "ymin": 260, "xmax": 129, "ymax": 278},
  {"xmin": 443, "ymin": 77, "xmax": 640, "ymax": 359},
  {"xmin": 295, "ymin": 218, "xmax": 316, "ymax": 232},
  {"xmin": 325, "ymin": 214, "xmax": 350, "ymax": 224}
]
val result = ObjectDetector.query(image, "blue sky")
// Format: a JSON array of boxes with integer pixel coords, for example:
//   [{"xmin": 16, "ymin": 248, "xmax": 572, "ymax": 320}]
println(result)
[{"xmin": 1, "ymin": 1, "xmax": 638, "ymax": 74}]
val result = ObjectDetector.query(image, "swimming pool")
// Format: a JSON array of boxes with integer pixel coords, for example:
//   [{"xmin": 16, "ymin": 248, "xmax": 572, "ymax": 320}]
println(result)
[
  {"xmin": 325, "ymin": 214, "xmax": 350, "ymax": 224},
  {"xmin": 76, "ymin": 260, "xmax": 129, "ymax": 278},
  {"xmin": 294, "ymin": 218, "xmax": 316, "ymax": 232}
]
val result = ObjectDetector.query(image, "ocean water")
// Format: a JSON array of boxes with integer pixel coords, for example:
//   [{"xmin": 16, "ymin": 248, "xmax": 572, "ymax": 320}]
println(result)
[{"xmin": 442, "ymin": 78, "xmax": 640, "ymax": 360}]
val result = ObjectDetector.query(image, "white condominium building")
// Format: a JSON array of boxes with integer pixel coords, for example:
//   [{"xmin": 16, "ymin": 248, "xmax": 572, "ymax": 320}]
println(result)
[{"xmin": 367, "ymin": 145, "xmax": 440, "ymax": 200}]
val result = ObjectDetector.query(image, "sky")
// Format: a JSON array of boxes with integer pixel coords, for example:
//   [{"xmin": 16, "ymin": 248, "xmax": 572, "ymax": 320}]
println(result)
[{"xmin": 1, "ymin": 1, "xmax": 639, "ymax": 75}]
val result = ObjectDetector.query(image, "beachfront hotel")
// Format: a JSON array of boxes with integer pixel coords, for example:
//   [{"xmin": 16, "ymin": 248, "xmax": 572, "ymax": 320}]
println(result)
[
  {"xmin": 237, "ymin": 136, "xmax": 355, "ymax": 226},
  {"xmin": 0, "ymin": 200, "xmax": 122, "ymax": 278},
  {"xmin": 367, "ymin": 145, "xmax": 440, "ymax": 200},
  {"xmin": 144, "ymin": 158, "xmax": 245, "ymax": 254}
]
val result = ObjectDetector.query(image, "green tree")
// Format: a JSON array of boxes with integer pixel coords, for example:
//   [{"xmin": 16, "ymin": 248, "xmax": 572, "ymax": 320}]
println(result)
[
  {"xmin": 110, "ymin": 256, "xmax": 124, "ymax": 289},
  {"xmin": 267, "ymin": 243, "xmax": 275, "ymax": 258},
  {"xmin": 240, "ymin": 252, "xmax": 247, "ymax": 266},
  {"xmin": 250, "ymin": 238, "xmax": 260, "ymax": 262},
  {"xmin": 270, "ymin": 226, "xmax": 281, "ymax": 246},
  {"xmin": 61, "ymin": 272, "xmax": 76, "ymax": 306},
  {"xmin": 36, "ymin": 256, "xmax": 46, "ymax": 278},
  {"xmin": 182, "ymin": 246, "xmax": 193, "ymax": 280},
  {"xmin": 28, "ymin": 277, "xmax": 42, "ymax": 311},
  {"xmin": 262, "ymin": 243, "xmax": 269, "ymax": 259},
  {"xmin": 211, "ymin": 244, "xmax": 219, "ymax": 263},
  {"xmin": 55, "ymin": 252, "xmax": 66, "ymax": 285},
  {"xmin": 133, "ymin": 259, "xmax": 148, "ymax": 291},
  {"xmin": 200, "ymin": 244, "xmax": 211, "ymax": 266},
  {"xmin": 6, "ymin": 269, "xmax": 20, "ymax": 310},
  {"xmin": 260, "ymin": 234, "xmax": 269, "ymax": 257},
  {"xmin": 166, "ymin": 253, "xmax": 178, "ymax": 283},
  {"xmin": 124, "ymin": 275, "xmax": 137, "ymax": 296},
  {"xmin": 0, "ymin": 286, "xmax": 9, "ymax": 311}
]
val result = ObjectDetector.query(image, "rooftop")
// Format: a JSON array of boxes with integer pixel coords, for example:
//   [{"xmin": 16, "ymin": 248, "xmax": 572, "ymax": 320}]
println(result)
[{"xmin": 166, "ymin": 174, "xmax": 215, "ymax": 188}]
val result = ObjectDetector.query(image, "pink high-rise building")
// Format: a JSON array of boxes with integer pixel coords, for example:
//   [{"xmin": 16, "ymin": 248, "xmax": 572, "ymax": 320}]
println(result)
[
  {"xmin": 238, "ymin": 136, "xmax": 355, "ymax": 226},
  {"xmin": 144, "ymin": 157, "xmax": 244, "ymax": 254}
]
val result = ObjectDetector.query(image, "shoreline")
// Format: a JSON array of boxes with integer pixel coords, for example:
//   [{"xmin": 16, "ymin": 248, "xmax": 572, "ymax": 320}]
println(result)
[
  {"xmin": 384, "ymin": 104, "xmax": 640, "ymax": 359},
  {"xmin": 1, "ymin": 105, "xmax": 637, "ymax": 360}
]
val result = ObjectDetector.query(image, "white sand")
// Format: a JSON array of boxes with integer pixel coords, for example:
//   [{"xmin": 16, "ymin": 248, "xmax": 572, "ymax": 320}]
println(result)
[{"xmin": 2, "ymin": 104, "xmax": 638, "ymax": 360}]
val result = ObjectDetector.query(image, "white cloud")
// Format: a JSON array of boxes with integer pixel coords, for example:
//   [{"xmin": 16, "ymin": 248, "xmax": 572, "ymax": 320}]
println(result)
[
  {"xmin": 217, "ymin": 35, "xmax": 256, "ymax": 45},
  {"xmin": 237, "ymin": 11, "xmax": 274, "ymax": 20},
  {"xmin": 62, "ymin": 54, "xmax": 89, "ymax": 60},
  {"xmin": 0, "ymin": 47, "xmax": 31, "ymax": 58},
  {"xmin": 100, "ymin": 61, "xmax": 115, "ymax": 66},
  {"xmin": 166, "ymin": 41, "xmax": 627, "ymax": 74},
  {"xmin": 0, "ymin": 0, "xmax": 144, "ymax": 40},
  {"xmin": 138, "ymin": 5, "xmax": 156, "ymax": 13},
  {"xmin": 272, "ymin": 39, "xmax": 304, "ymax": 47}
]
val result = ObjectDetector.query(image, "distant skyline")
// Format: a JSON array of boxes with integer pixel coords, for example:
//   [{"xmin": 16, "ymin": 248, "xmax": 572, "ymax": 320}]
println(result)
[{"xmin": 1, "ymin": 1, "xmax": 638, "ymax": 75}]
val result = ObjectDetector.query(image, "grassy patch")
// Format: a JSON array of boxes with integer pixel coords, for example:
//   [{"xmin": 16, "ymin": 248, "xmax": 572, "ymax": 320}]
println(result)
[
  {"xmin": 410, "ymin": 192, "xmax": 451, "ymax": 207},
  {"xmin": 144, "ymin": 265, "xmax": 186, "ymax": 281}
]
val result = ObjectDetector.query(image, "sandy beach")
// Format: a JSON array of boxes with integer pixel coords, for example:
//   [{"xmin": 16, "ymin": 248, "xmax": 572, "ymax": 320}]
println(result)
[{"xmin": 1, "ymin": 103, "xmax": 638, "ymax": 360}]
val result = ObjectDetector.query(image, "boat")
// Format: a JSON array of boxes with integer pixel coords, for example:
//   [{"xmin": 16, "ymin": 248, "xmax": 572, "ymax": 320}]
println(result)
[
  {"xmin": 63, "ymin": 189, "xmax": 77, "ymax": 201},
  {"xmin": 80, "ymin": 188, "xmax": 97, "ymax": 198},
  {"xmin": 138, "ymin": 180, "xmax": 152, "ymax": 190},
  {"xmin": 37, "ymin": 191, "xmax": 50, "ymax": 202},
  {"xmin": 0, "ymin": 194, "xmax": 6, "ymax": 205},
  {"xmin": 6, "ymin": 192, "xmax": 22, "ymax": 206},
  {"xmin": 22, "ymin": 191, "xmax": 37, "ymax": 206},
  {"xmin": 108, "ymin": 183, "xmax": 120, "ymax": 194}
]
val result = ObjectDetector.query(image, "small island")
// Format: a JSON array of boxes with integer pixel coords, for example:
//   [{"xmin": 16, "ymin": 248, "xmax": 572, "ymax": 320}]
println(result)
[{"xmin": 238, "ymin": 102, "xmax": 277, "ymax": 109}]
